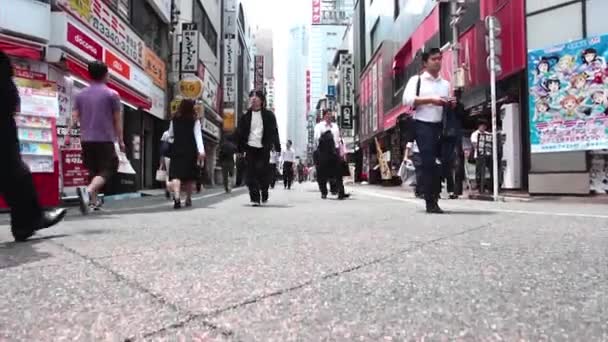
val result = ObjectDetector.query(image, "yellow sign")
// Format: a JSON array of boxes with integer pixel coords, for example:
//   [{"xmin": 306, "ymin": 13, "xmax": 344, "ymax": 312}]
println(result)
[
  {"xmin": 223, "ymin": 108, "xmax": 235, "ymax": 132},
  {"xmin": 69, "ymin": 0, "xmax": 91, "ymax": 20},
  {"xmin": 178, "ymin": 75, "xmax": 203, "ymax": 99},
  {"xmin": 170, "ymin": 98, "xmax": 203, "ymax": 117}
]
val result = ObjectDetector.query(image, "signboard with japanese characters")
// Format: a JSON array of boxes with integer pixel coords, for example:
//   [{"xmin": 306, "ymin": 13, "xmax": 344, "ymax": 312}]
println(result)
[
  {"xmin": 224, "ymin": 35, "xmax": 236, "ymax": 75},
  {"xmin": 224, "ymin": 74, "xmax": 236, "ymax": 104},
  {"xmin": 312, "ymin": 0, "xmax": 321, "ymax": 24},
  {"xmin": 202, "ymin": 119, "xmax": 221, "ymax": 140},
  {"xmin": 254, "ymin": 55, "xmax": 264, "ymax": 91},
  {"xmin": 339, "ymin": 54, "xmax": 354, "ymax": 106},
  {"xmin": 181, "ymin": 29, "xmax": 199, "ymax": 73},
  {"xmin": 306, "ymin": 70, "xmax": 311, "ymax": 115},
  {"xmin": 202, "ymin": 66, "xmax": 220, "ymax": 112},
  {"xmin": 311, "ymin": 0, "xmax": 350, "ymax": 25},
  {"xmin": 57, "ymin": 0, "xmax": 144, "ymax": 66},
  {"xmin": 144, "ymin": 47, "xmax": 166, "ymax": 89},
  {"xmin": 340, "ymin": 105, "xmax": 353, "ymax": 130}
]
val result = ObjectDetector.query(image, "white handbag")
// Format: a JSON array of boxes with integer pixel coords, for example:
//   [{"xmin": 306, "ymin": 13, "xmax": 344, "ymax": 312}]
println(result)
[{"xmin": 155, "ymin": 169, "xmax": 167, "ymax": 182}]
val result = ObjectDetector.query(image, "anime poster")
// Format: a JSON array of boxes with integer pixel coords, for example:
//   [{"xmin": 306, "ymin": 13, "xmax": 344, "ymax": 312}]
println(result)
[{"xmin": 528, "ymin": 35, "xmax": 608, "ymax": 153}]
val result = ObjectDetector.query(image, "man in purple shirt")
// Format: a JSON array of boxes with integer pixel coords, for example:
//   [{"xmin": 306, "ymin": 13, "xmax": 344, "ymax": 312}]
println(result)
[{"xmin": 65, "ymin": 61, "xmax": 124, "ymax": 215}]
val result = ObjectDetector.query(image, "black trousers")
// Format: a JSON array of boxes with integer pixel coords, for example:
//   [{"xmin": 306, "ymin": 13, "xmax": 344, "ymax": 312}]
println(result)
[
  {"xmin": 245, "ymin": 146, "xmax": 270, "ymax": 202},
  {"xmin": 441, "ymin": 137, "xmax": 464, "ymax": 196},
  {"xmin": 283, "ymin": 161, "xmax": 294, "ymax": 189},
  {"xmin": 269, "ymin": 163, "xmax": 277, "ymax": 188},
  {"xmin": 317, "ymin": 151, "xmax": 345, "ymax": 197},
  {"xmin": 411, "ymin": 153, "xmax": 423, "ymax": 196},
  {"xmin": 221, "ymin": 161, "xmax": 234, "ymax": 192},
  {"xmin": 414, "ymin": 120, "xmax": 442, "ymax": 205},
  {"xmin": 476, "ymin": 155, "xmax": 493, "ymax": 193},
  {"xmin": 0, "ymin": 114, "xmax": 43, "ymax": 232}
]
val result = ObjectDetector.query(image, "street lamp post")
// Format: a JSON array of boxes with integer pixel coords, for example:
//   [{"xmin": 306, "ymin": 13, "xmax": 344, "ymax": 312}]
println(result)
[{"xmin": 485, "ymin": 16, "xmax": 502, "ymax": 201}]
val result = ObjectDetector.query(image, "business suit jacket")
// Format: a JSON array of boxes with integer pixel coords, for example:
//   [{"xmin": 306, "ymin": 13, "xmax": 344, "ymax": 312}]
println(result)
[{"xmin": 236, "ymin": 109, "xmax": 281, "ymax": 153}]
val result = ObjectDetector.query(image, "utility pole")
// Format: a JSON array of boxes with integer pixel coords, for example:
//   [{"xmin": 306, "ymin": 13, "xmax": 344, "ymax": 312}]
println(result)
[
  {"xmin": 485, "ymin": 15, "xmax": 502, "ymax": 201},
  {"xmin": 440, "ymin": 0, "xmax": 466, "ymax": 91}
]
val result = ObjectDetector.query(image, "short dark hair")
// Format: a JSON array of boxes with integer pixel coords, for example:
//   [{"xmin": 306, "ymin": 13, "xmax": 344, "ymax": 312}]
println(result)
[
  {"xmin": 287, "ymin": 140, "xmax": 292, "ymax": 144},
  {"xmin": 88, "ymin": 61, "xmax": 108, "ymax": 81},
  {"xmin": 421, "ymin": 48, "xmax": 442, "ymax": 63},
  {"xmin": 249, "ymin": 89, "xmax": 266, "ymax": 109}
]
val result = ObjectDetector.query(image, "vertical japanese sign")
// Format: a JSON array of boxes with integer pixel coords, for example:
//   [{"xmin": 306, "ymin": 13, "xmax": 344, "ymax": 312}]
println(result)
[
  {"xmin": 528, "ymin": 34, "xmax": 608, "ymax": 153},
  {"xmin": 181, "ymin": 26, "xmax": 199, "ymax": 74},
  {"xmin": 312, "ymin": 0, "xmax": 321, "ymax": 24},
  {"xmin": 306, "ymin": 70, "xmax": 311, "ymax": 115},
  {"xmin": 254, "ymin": 55, "xmax": 265, "ymax": 91},
  {"xmin": 61, "ymin": 149, "xmax": 89, "ymax": 187},
  {"xmin": 224, "ymin": 34, "xmax": 236, "ymax": 75},
  {"xmin": 339, "ymin": 54, "xmax": 354, "ymax": 106},
  {"xmin": 372, "ymin": 63, "xmax": 378, "ymax": 132},
  {"xmin": 377, "ymin": 56, "xmax": 384, "ymax": 131}
]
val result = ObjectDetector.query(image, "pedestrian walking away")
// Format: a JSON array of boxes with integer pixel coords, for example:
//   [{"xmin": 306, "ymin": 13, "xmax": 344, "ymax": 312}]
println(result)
[
  {"xmin": 0, "ymin": 51, "xmax": 66, "ymax": 241},
  {"xmin": 402, "ymin": 48, "xmax": 453, "ymax": 214},
  {"xmin": 282, "ymin": 140, "xmax": 296, "ymax": 189},
  {"xmin": 297, "ymin": 159, "xmax": 306, "ymax": 183},
  {"xmin": 66, "ymin": 60, "xmax": 123, "ymax": 215},
  {"xmin": 167, "ymin": 99, "xmax": 206, "ymax": 209},
  {"xmin": 441, "ymin": 89, "xmax": 466, "ymax": 199},
  {"xmin": 313, "ymin": 109, "xmax": 350, "ymax": 200},
  {"xmin": 236, "ymin": 90, "xmax": 281, "ymax": 206},
  {"xmin": 219, "ymin": 133, "xmax": 237, "ymax": 193}
]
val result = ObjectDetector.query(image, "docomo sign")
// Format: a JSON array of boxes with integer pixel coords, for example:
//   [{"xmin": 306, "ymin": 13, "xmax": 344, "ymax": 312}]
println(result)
[
  {"xmin": 67, "ymin": 23, "xmax": 103, "ymax": 60},
  {"xmin": 105, "ymin": 50, "xmax": 131, "ymax": 80}
]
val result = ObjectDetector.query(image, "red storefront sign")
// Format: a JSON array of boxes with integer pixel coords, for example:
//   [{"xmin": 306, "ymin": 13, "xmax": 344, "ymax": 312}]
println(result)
[
  {"xmin": 306, "ymin": 70, "xmax": 311, "ymax": 115},
  {"xmin": 105, "ymin": 50, "xmax": 131, "ymax": 80},
  {"xmin": 14, "ymin": 66, "xmax": 46, "ymax": 81},
  {"xmin": 67, "ymin": 23, "xmax": 103, "ymax": 60},
  {"xmin": 61, "ymin": 149, "xmax": 89, "ymax": 187},
  {"xmin": 312, "ymin": 0, "xmax": 321, "ymax": 24}
]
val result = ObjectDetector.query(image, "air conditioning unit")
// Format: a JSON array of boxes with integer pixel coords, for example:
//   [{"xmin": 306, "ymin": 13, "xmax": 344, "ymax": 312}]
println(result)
[{"xmin": 500, "ymin": 103, "xmax": 522, "ymax": 189}]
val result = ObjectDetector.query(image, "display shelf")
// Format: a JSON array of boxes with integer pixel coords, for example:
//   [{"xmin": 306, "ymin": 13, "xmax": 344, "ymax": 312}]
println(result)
[
  {"xmin": 21, "ymin": 151, "xmax": 54, "ymax": 157},
  {"xmin": 20, "ymin": 138, "xmax": 53, "ymax": 144},
  {"xmin": 16, "ymin": 124, "xmax": 53, "ymax": 129}
]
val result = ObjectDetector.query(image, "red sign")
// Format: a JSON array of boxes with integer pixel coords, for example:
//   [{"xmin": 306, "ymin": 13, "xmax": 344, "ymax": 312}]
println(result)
[
  {"xmin": 306, "ymin": 70, "xmax": 311, "ymax": 115},
  {"xmin": 254, "ymin": 55, "xmax": 264, "ymax": 91},
  {"xmin": 67, "ymin": 23, "xmax": 103, "ymax": 60},
  {"xmin": 105, "ymin": 50, "xmax": 131, "ymax": 80},
  {"xmin": 312, "ymin": 0, "xmax": 321, "ymax": 24},
  {"xmin": 13, "ymin": 66, "xmax": 46, "ymax": 81},
  {"xmin": 61, "ymin": 149, "xmax": 89, "ymax": 187}
]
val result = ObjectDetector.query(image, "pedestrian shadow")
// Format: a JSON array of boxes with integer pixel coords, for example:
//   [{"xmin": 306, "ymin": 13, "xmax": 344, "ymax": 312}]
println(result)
[
  {"xmin": 242, "ymin": 204, "xmax": 293, "ymax": 209},
  {"xmin": 442, "ymin": 210, "xmax": 495, "ymax": 215},
  {"xmin": 0, "ymin": 234, "xmax": 69, "ymax": 270}
]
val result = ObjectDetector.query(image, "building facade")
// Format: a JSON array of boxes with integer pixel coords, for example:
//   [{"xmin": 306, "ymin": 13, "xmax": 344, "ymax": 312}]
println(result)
[
  {"xmin": 286, "ymin": 25, "xmax": 309, "ymax": 157},
  {"xmin": 0, "ymin": 0, "xmax": 171, "ymax": 199}
]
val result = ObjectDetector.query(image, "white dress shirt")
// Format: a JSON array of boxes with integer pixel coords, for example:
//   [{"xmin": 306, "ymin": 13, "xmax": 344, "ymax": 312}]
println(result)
[
  {"xmin": 282, "ymin": 148, "xmax": 295, "ymax": 163},
  {"xmin": 247, "ymin": 110, "xmax": 264, "ymax": 148},
  {"xmin": 402, "ymin": 71, "xmax": 450, "ymax": 123},
  {"xmin": 168, "ymin": 120, "xmax": 204, "ymax": 154},
  {"xmin": 269, "ymin": 151, "xmax": 279, "ymax": 164},
  {"xmin": 313, "ymin": 121, "xmax": 341, "ymax": 148}
]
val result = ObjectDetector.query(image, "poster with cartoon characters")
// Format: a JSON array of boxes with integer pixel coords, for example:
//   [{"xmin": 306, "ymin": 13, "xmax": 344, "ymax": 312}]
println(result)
[{"xmin": 528, "ymin": 35, "xmax": 608, "ymax": 153}]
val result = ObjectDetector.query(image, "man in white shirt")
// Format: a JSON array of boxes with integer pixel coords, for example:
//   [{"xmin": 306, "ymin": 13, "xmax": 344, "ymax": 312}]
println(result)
[
  {"xmin": 282, "ymin": 140, "xmax": 296, "ymax": 189},
  {"xmin": 313, "ymin": 110, "xmax": 349, "ymax": 200},
  {"xmin": 269, "ymin": 148, "xmax": 279, "ymax": 189},
  {"xmin": 470, "ymin": 119, "xmax": 493, "ymax": 192},
  {"xmin": 236, "ymin": 90, "xmax": 281, "ymax": 206},
  {"xmin": 402, "ymin": 48, "xmax": 453, "ymax": 213}
]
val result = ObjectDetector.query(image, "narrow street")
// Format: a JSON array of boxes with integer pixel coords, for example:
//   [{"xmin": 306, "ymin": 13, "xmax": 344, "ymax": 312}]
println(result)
[{"xmin": 1, "ymin": 184, "xmax": 606, "ymax": 341}]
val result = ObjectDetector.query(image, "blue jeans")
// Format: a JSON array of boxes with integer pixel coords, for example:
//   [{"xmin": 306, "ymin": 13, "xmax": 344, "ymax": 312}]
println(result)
[{"xmin": 414, "ymin": 120, "xmax": 442, "ymax": 204}]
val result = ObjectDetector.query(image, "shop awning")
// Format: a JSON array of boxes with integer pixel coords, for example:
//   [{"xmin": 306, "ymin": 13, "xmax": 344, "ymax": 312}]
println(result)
[
  {"xmin": 392, "ymin": 6, "xmax": 440, "ymax": 74},
  {"xmin": 0, "ymin": 34, "xmax": 44, "ymax": 60},
  {"xmin": 65, "ymin": 57, "xmax": 152, "ymax": 110},
  {"xmin": 383, "ymin": 104, "xmax": 414, "ymax": 130}
]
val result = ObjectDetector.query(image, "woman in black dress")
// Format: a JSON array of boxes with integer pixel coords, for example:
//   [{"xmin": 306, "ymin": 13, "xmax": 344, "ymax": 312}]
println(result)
[{"xmin": 168, "ymin": 99, "xmax": 205, "ymax": 209}]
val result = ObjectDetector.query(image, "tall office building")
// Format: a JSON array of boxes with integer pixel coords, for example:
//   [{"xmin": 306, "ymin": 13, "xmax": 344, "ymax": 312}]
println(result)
[{"xmin": 286, "ymin": 25, "xmax": 309, "ymax": 157}]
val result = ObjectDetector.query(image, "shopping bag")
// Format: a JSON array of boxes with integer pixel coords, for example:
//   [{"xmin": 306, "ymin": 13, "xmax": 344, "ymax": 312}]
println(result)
[
  {"xmin": 114, "ymin": 143, "xmax": 136, "ymax": 174},
  {"xmin": 155, "ymin": 169, "xmax": 167, "ymax": 182}
]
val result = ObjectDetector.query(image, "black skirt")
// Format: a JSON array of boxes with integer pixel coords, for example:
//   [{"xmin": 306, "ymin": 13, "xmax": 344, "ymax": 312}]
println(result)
[{"xmin": 169, "ymin": 153, "xmax": 199, "ymax": 181}]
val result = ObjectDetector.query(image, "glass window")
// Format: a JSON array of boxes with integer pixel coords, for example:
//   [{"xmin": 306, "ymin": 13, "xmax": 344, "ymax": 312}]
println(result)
[
  {"xmin": 193, "ymin": 1, "xmax": 219, "ymax": 56},
  {"xmin": 370, "ymin": 19, "xmax": 380, "ymax": 54},
  {"xmin": 526, "ymin": 3, "xmax": 583, "ymax": 50},
  {"xmin": 130, "ymin": 0, "xmax": 169, "ymax": 57},
  {"xmin": 526, "ymin": 0, "xmax": 578, "ymax": 14},
  {"xmin": 586, "ymin": 0, "xmax": 608, "ymax": 37}
]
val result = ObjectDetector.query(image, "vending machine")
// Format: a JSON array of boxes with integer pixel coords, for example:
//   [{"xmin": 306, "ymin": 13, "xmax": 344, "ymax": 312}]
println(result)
[
  {"xmin": 0, "ymin": 77, "xmax": 61, "ymax": 208},
  {"xmin": 500, "ymin": 103, "xmax": 523, "ymax": 189}
]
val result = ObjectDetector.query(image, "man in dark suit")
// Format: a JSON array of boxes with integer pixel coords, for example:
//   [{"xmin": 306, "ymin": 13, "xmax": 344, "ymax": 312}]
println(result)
[{"xmin": 236, "ymin": 90, "xmax": 281, "ymax": 206}]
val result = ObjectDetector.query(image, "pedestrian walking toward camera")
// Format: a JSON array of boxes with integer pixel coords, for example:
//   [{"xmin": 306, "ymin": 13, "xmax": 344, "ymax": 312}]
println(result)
[
  {"xmin": 402, "ymin": 48, "xmax": 453, "ymax": 214},
  {"xmin": 167, "ymin": 99, "xmax": 205, "ymax": 209},
  {"xmin": 236, "ymin": 90, "xmax": 281, "ymax": 206},
  {"xmin": 282, "ymin": 140, "xmax": 296, "ymax": 189},
  {"xmin": 219, "ymin": 133, "xmax": 237, "ymax": 193},
  {"xmin": 314, "ymin": 110, "xmax": 349, "ymax": 200},
  {"xmin": 66, "ymin": 60, "xmax": 124, "ymax": 214},
  {"xmin": 0, "ymin": 51, "xmax": 66, "ymax": 241}
]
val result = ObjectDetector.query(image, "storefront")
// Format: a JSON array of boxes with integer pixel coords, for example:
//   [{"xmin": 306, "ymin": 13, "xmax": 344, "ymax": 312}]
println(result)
[
  {"xmin": 197, "ymin": 62, "xmax": 223, "ymax": 185},
  {"xmin": 526, "ymin": 0, "xmax": 608, "ymax": 195},
  {"xmin": 47, "ymin": 9, "xmax": 166, "ymax": 196}
]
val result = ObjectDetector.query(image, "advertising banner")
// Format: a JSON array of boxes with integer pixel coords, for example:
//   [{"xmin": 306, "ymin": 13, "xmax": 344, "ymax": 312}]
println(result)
[
  {"xmin": 181, "ymin": 30, "xmax": 199, "ymax": 73},
  {"xmin": 57, "ymin": 0, "xmax": 144, "ymax": 66},
  {"xmin": 254, "ymin": 55, "xmax": 265, "ymax": 91},
  {"xmin": 339, "ymin": 54, "xmax": 354, "ymax": 106},
  {"xmin": 306, "ymin": 70, "xmax": 311, "ymax": 114},
  {"xmin": 528, "ymin": 34, "xmax": 608, "ymax": 153},
  {"xmin": 144, "ymin": 47, "xmax": 167, "ymax": 89},
  {"xmin": 61, "ymin": 149, "xmax": 89, "ymax": 187}
]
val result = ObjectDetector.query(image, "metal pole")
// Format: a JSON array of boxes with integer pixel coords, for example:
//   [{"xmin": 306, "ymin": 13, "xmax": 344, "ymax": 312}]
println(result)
[
  {"xmin": 488, "ymin": 18, "xmax": 499, "ymax": 201},
  {"xmin": 450, "ymin": 0, "xmax": 459, "ymax": 91}
]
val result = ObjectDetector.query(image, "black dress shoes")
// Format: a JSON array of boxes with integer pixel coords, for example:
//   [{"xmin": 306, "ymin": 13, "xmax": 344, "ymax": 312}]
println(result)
[{"xmin": 12, "ymin": 208, "xmax": 67, "ymax": 242}]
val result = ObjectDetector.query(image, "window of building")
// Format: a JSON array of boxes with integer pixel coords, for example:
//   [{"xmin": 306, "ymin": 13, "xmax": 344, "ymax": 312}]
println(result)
[
  {"xmin": 193, "ymin": 1, "xmax": 218, "ymax": 56},
  {"xmin": 130, "ymin": 0, "xmax": 169, "ymax": 58},
  {"xmin": 526, "ymin": 0, "xmax": 577, "ymax": 15},
  {"xmin": 526, "ymin": 2, "xmax": 583, "ymax": 50},
  {"xmin": 370, "ymin": 18, "xmax": 381, "ymax": 54},
  {"xmin": 586, "ymin": 0, "xmax": 608, "ymax": 37}
]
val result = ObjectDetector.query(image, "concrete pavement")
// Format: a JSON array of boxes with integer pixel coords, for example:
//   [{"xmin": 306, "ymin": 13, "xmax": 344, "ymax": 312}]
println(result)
[{"xmin": 1, "ymin": 183, "xmax": 607, "ymax": 341}]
